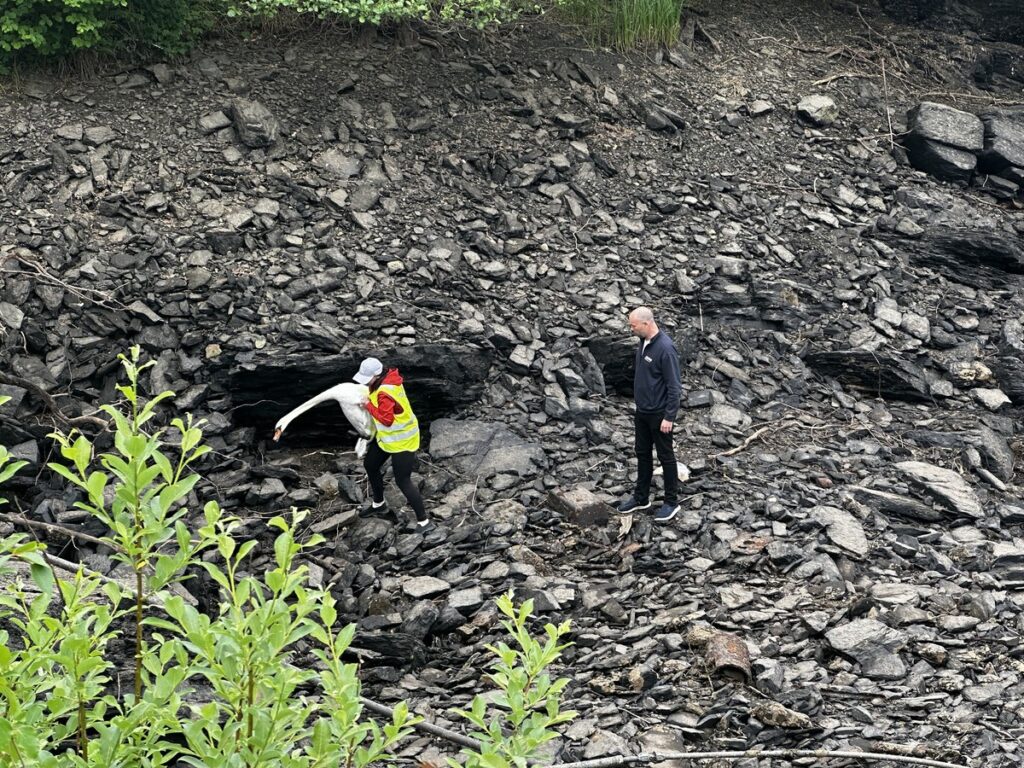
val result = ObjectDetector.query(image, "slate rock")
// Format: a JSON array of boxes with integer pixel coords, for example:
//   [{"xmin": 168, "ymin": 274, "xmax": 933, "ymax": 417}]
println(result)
[
  {"xmin": 447, "ymin": 587, "xmax": 485, "ymax": 613},
  {"xmin": 402, "ymin": 575, "xmax": 451, "ymax": 599},
  {"xmin": 809, "ymin": 505, "xmax": 869, "ymax": 556},
  {"xmin": 83, "ymin": 125, "xmax": 116, "ymax": 146},
  {"xmin": 245, "ymin": 477, "xmax": 286, "ymax": 505},
  {"xmin": 199, "ymin": 111, "xmax": 232, "ymax": 134},
  {"xmin": 0, "ymin": 302, "xmax": 25, "ymax": 331},
  {"xmin": 314, "ymin": 148, "xmax": 362, "ymax": 179},
  {"xmin": 972, "ymin": 388, "xmax": 1011, "ymax": 411},
  {"xmin": 348, "ymin": 518, "xmax": 392, "ymax": 551},
  {"xmin": 826, "ymin": 619, "xmax": 907, "ymax": 679},
  {"xmin": 547, "ymin": 487, "xmax": 614, "ymax": 526},
  {"xmin": 229, "ymin": 98, "xmax": 281, "ymax": 148},
  {"xmin": 907, "ymin": 102, "xmax": 984, "ymax": 150},
  {"xmin": 979, "ymin": 108, "xmax": 1024, "ymax": 172},
  {"xmin": 851, "ymin": 489, "xmax": 946, "ymax": 528},
  {"xmin": 905, "ymin": 138, "xmax": 977, "ymax": 184},
  {"xmin": 804, "ymin": 350, "xmax": 930, "ymax": 401},
  {"xmin": 429, "ymin": 419, "xmax": 547, "ymax": 476},
  {"xmin": 895, "ymin": 461, "xmax": 984, "ymax": 519},
  {"xmin": 796, "ymin": 94, "xmax": 838, "ymax": 126},
  {"xmin": 402, "ymin": 600, "xmax": 440, "ymax": 639}
]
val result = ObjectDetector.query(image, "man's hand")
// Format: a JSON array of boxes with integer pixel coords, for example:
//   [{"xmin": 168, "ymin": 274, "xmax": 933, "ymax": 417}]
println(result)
[{"xmin": 660, "ymin": 419, "xmax": 673, "ymax": 433}]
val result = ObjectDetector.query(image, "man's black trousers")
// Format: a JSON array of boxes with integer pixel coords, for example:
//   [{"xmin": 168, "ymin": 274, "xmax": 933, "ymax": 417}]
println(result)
[
  {"xmin": 364, "ymin": 440, "xmax": 427, "ymax": 521},
  {"xmin": 634, "ymin": 411, "xmax": 678, "ymax": 506}
]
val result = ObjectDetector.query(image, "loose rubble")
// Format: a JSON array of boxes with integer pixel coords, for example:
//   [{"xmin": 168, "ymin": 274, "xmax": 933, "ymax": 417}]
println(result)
[{"xmin": 2, "ymin": 1, "xmax": 1024, "ymax": 766}]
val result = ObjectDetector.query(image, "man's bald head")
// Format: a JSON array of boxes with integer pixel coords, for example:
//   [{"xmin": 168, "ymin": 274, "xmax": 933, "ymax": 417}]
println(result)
[
  {"xmin": 629, "ymin": 306, "xmax": 659, "ymax": 340},
  {"xmin": 629, "ymin": 307, "xmax": 654, "ymax": 323}
]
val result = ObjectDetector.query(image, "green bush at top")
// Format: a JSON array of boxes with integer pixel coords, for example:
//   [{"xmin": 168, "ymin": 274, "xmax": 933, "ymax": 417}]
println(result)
[
  {"xmin": 226, "ymin": 0, "xmax": 535, "ymax": 31},
  {"xmin": 0, "ymin": 0, "xmax": 220, "ymax": 67}
]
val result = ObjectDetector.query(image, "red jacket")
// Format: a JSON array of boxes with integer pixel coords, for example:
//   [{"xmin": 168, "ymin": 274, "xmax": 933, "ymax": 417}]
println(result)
[{"xmin": 364, "ymin": 368, "xmax": 405, "ymax": 427}]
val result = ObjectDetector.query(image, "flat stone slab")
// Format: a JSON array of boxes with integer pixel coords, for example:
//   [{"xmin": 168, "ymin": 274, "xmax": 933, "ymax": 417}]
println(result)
[
  {"xmin": 907, "ymin": 101, "xmax": 984, "ymax": 151},
  {"xmin": 547, "ymin": 487, "xmax": 614, "ymax": 526},
  {"xmin": 402, "ymin": 576, "xmax": 451, "ymax": 599},
  {"xmin": 826, "ymin": 619, "xmax": 907, "ymax": 680},
  {"xmin": 810, "ymin": 505, "xmax": 869, "ymax": 557},
  {"xmin": 896, "ymin": 461, "xmax": 984, "ymax": 519}
]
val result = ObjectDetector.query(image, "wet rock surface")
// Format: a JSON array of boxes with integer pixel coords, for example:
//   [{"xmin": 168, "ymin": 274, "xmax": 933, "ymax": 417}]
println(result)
[{"xmin": 2, "ymin": 1, "xmax": 1024, "ymax": 765}]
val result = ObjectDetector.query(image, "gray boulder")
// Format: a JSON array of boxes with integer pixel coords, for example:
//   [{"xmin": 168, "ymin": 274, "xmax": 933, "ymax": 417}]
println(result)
[
  {"xmin": 907, "ymin": 102, "xmax": 984, "ymax": 150},
  {"xmin": 905, "ymin": 102, "xmax": 984, "ymax": 183},
  {"xmin": 429, "ymin": 419, "xmax": 548, "ymax": 476},
  {"xmin": 809, "ymin": 505, "xmax": 869, "ymax": 557},
  {"xmin": 895, "ymin": 460, "xmax": 984, "ymax": 519},
  {"xmin": 979, "ymin": 107, "xmax": 1024, "ymax": 173},
  {"xmin": 826, "ymin": 619, "xmax": 907, "ymax": 679},
  {"xmin": 796, "ymin": 94, "xmax": 838, "ymax": 126},
  {"xmin": 229, "ymin": 98, "xmax": 281, "ymax": 148},
  {"xmin": 906, "ymin": 139, "xmax": 977, "ymax": 184}
]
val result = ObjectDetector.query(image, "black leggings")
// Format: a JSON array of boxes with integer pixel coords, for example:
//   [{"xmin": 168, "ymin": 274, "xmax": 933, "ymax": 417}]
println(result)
[{"xmin": 363, "ymin": 440, "xmax": 427, "ymax": 521}]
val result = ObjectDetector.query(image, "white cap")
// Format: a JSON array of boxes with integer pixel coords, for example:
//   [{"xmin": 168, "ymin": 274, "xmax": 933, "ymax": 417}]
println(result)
[{"xmin": 353, "ymin": 357, "xmax": 384, "ymax": 384}]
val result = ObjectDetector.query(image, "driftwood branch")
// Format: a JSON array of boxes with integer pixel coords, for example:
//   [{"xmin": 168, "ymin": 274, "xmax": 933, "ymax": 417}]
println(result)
[
  {"xmin": 553, "ymin": 748, "xmax": 968, "ymax": 768},
  {"xmin": 711, "ymin": 424, "xmax": 774, "ymax": 459},
  {"xmin": 0, "ymin": 372, "xmax": 108, "ymax": 432},
  {"xmin": 0, "ymin": 512, "xmax": 109, "ymax": 548},
  {"xmin": 356, "ymin": 700, "xmax": 966, "ymax": 768},
  {"xmin": 359, "ymin": 697, "xmax": 481, "ymax": 750}
]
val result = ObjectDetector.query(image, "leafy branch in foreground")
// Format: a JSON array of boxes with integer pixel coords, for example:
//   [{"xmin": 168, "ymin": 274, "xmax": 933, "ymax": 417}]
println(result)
[
  {"xmin": 1, "ymin": 353, "xmax": 579, "ymax": 767},
  {"xmin": 452, "ymin": 592, "xmax": 576, "ymax": 768},
  {"xmin": 48, "ymin": 345, "xmax": 216, "ymax": 702}
]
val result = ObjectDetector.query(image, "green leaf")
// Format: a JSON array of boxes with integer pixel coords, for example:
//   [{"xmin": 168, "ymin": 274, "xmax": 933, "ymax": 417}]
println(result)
[{"xmin": 29, "ymin": 562, "xmax": 54, "ymax": 594}]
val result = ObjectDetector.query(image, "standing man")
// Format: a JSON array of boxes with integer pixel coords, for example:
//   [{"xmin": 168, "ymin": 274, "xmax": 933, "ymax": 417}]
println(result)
[
  {"xmin": 354, "ymin": 357, "xmax": 432, "ymax": 530},
  {"xmin": 618, "ymin": 307, "xmax": 682, "ymax": 523}
]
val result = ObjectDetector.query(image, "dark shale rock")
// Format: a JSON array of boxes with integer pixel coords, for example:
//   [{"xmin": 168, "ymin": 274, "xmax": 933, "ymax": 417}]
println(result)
[{"xmin": 229, "ymin": 98, "xmax": 281, "ymax": 148}]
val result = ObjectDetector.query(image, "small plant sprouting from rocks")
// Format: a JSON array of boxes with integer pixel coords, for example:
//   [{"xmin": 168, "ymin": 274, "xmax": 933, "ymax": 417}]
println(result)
[
  {"xmin": 48, "ymin": 345, "xmax": 217, "ymax": 701},
  {"xmin": 451, "ymin": 592, "xmax": 576, "ymax": 768}
]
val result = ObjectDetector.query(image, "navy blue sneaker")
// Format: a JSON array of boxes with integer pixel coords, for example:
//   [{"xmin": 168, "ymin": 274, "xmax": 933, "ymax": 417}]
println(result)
[
  {"xmin": 359, "ymin": 500, "xmax": 388, "ymax": 518},
  {"xmin": 654, "ymin": 503, "xmax": 680, "ymax": 523},
  {"xmin": 617, "ymin": 495, "xmax": 651, "ymax": 514}
]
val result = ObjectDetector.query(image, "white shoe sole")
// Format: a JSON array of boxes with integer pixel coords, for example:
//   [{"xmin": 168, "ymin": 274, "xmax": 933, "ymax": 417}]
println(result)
[{"xmin": 655, "ymin": 506, "xmax": 680, "ymax": 523}]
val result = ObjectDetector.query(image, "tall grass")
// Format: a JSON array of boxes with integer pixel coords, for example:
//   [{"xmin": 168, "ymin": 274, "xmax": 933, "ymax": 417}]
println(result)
[{"xmin": 558, "ymin": 0, "xmax": 684, "ymax": 49}]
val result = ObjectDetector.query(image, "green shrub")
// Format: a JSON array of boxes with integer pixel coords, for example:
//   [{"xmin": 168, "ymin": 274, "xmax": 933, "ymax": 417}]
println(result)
[
  {"xmin": 114, "ymin": 0, "xmax": 222, "ymax": 56},
  {"xmin": 0, "ymin": 0, "xmax": 126, "ymax": 59},
  {"xmin": 0, "ymin": 351, "xmax": 576, "ymax": 766},
  {"xmin": 226, "ymin": 0, "xmax": 533, "ymax": 29},
  {"xmin": 452, "ymin": 593, "xmax": 576, "ymax": 768},
  {"xmin": 0, "ymin": 0, "xmax": 220, "ymax": 67}
]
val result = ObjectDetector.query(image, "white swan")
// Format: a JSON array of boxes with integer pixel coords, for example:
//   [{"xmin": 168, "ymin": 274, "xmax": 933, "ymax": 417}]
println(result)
[{"xmin": 273, "ymin": 382, "xmax": 375, "ymax": 442}]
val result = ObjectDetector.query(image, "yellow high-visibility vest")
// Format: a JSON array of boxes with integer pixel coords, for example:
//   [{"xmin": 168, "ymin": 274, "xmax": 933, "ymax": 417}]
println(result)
[{"xmin": 369, "ymin": 383, "xmax": 420, "ymax": 453}]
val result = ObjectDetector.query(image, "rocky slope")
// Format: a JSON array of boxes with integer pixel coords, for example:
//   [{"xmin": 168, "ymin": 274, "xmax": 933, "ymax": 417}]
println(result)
[{"xmin": 2, "ymin": 0, "xmax": 1024, "ymax": 765}]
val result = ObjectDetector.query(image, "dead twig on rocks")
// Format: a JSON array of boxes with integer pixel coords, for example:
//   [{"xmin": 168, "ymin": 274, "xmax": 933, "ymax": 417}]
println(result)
[
  {"xmin": 882, "ymin": 57, "xmax": 895, "ymax": 150},
  {"xmin": 7, "ymin": 253, "xmax": 128, "ymax": 311},
  {"xmin": 552, "ymin": 747, "xmax": 969, "ymax": 768},
  {"xmin": 918, "ymin": 91, "xmax": 1024, "ymax": 106},
  {"xmin": 359, "ymin": 697, "xmax": 481, "ymax": 750},
  {"xmin": 710, "ymin": 424, "xmax": 775, "ymax": 459},
  {"xmin": 0, "ymin": 512, "xmax": 109, "ymax": 549},
  {"xmin": 0, "ymin": 372, "xmax": 108, "ymax": 432},
  {"xmin": 812, "ymin": 71, "xmax": 876, "ymax": 86}
]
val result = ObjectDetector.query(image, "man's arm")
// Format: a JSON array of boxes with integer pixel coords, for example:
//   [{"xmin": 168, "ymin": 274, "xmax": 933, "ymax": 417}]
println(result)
[{"xmin": 662, "ymin": 343, "xmax": 682, "ymax": 424}]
